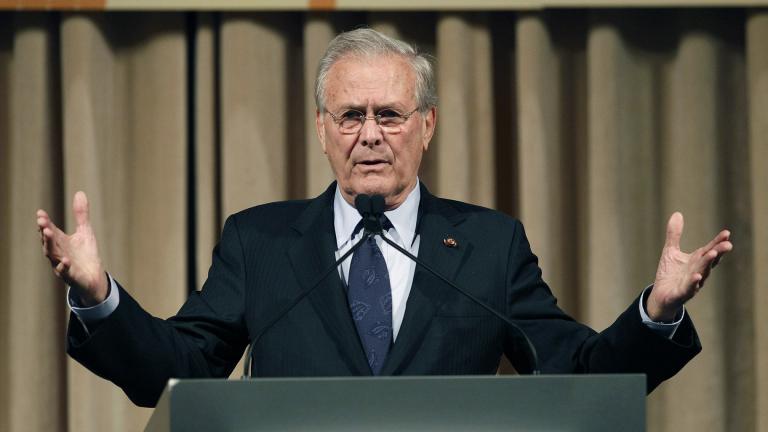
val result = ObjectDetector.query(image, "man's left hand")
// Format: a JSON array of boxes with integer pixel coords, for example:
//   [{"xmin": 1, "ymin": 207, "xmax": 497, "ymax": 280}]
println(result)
[{"xmin": 647, "ymin": 212, "xmax": 733, "ymax": 322}]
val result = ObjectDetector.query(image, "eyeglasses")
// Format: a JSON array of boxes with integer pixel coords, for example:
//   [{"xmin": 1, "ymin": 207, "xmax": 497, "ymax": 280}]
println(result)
[{"xmin": 327, "ymin": 108, "xmax": 419, "ymax": 134}]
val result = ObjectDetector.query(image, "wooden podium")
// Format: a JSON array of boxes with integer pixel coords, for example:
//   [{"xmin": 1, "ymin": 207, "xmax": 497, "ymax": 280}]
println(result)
[{"xmin": 145, "ymin": 375, "xmax": 645, "ymax": 431}]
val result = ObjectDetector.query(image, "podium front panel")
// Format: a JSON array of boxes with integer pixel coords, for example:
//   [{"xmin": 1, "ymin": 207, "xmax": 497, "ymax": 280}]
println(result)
[{"xmin": 146, "ymin": 375, "xmax": 645, "ymax": 432}]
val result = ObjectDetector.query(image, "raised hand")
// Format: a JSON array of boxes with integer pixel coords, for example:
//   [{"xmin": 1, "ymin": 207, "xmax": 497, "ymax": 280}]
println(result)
[
  {"xmin": 37, "ymin": 191, "xmax": 108, "ymax": 306},
  {"xmin": 647, "ymin": 212, "xmax": 733, "ymax": 322}
]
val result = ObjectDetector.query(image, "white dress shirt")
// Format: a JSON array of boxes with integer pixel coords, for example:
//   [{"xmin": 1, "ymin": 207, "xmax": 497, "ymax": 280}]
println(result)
[{"xmin": 333, "ymin": 181, "xmax": 421, "ymax": 341}]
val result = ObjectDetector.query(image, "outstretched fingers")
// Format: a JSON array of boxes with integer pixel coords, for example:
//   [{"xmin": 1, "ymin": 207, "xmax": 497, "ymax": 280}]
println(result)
[
  {"xmin": 37, "ymin": 210, "xmax": 49, "ymax": 248},
  {"xmin": 692, "ymin": 241, "xmax": 733, "ymax": 288},
  {"xmin": 36, "ymin": 208, "xmax": 49, "ymax": 222},
  {"xmin": 711, "ymin": 239, "xmax": 733, "ymax": 255},
  {"xmin": 696, "ymin": 237, "xmax": 732, "ymax": 270},
  {"xmin": 701, "ymin": 229, "xmax": 731, "ymax": 255},
  {"xmin": 37, "ymin": 209, "xmax": 67, "ymax": 263},
  {"xmin": 36, "ymin": 209, "xmax": 52, "ymax": 236}
]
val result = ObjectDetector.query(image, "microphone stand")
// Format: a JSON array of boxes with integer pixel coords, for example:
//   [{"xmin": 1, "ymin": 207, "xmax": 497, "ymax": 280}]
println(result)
[{"xmin": 242, "ymin": 193, "xmax": 540, "ymax": 377}]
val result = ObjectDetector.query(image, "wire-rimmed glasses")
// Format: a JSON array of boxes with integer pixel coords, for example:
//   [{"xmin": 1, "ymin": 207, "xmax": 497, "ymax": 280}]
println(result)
[{"xmin": 327, "ymin": 108, "xmax": 419, "ymax": 134}]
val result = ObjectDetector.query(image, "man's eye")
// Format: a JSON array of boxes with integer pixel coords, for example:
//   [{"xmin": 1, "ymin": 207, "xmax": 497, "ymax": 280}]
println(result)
[
  {"xmin": 377, "ymin": 109, "xmax": 400, "ymax": 119},
  {"xmin": 341, "ymin": 110, "xmax": 364, "ymax": 120}
]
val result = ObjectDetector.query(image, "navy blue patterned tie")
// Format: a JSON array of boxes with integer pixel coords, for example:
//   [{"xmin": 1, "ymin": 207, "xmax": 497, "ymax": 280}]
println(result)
[{"xmin": 347, "ymin": 218, "xmax": 392, "ymax": 375}]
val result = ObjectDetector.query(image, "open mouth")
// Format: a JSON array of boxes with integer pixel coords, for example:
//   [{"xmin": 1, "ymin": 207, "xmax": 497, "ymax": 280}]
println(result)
[{"xmin": 357, "ymin": 159, "xmax": 388, "ymax": 166}]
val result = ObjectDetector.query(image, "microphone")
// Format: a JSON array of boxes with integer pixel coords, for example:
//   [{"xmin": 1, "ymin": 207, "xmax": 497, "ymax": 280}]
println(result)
[
  {"xmin": 360, "ymin": 194, "xmax": 541, "ymax": 375},
  {"xmin": 241, "ymin": 222, "xmax": 373, "ymax": 379},
  {"xmin": 355, "ymin": 193, "xmax": 385, "ymax": 234}
]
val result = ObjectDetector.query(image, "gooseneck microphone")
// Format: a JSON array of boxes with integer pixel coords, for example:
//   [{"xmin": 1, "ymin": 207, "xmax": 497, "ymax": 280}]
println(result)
[
  {"xmin": 360, "ymin": 194, "xmax": 541, "ymax": 375},
  {"xmin": 242, "ymin": 193, "xmax": 540, "ymax": 378}
]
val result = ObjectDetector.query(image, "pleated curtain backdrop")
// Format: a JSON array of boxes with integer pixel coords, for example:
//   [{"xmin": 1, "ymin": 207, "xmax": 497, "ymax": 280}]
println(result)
[{"xmin": 0, "ymin": 8, "xmax": 766, "ymax": 432}]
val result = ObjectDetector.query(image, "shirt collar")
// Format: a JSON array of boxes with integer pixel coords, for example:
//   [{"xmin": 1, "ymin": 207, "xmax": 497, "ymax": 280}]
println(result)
[{"xmin": 334, "ymin": 179, "xmax": 421, "ymax": 248}]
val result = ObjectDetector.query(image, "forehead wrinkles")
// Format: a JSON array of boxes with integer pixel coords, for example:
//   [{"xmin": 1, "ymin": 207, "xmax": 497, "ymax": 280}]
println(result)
[{"xmin": 324, "ymin": 55, "xmax": 416, "ymax": 109}]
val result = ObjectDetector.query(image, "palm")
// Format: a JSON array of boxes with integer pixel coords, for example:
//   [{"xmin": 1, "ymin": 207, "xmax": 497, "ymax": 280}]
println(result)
[
  {"xmin": 647, "ymin": 212, "xmax": 732, "ymax": 322},
  {"xmin": 61, "ymin": 225, "xmax": 102, "ymax": 286},
  {"xmin": 37, "ymin": 192, "xmax": 107, "ymax": 304},
  {"xmin": 653, "ymin": 246, "xmax": 696, "ymax": 311}
]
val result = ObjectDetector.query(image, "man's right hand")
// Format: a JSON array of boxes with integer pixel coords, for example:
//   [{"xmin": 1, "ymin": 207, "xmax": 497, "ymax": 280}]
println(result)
[{"xmin": 37, "ymin": 191, "xmax": 108, "ymax": 306}]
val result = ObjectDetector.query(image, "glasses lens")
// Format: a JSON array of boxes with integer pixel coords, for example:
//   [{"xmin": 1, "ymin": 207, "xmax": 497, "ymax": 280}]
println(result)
[
  {"xmin": 338, "ymin": 110, "xmax": 364, "ymax": 132},
  {"xmin": 377, "ymin": 109, "xmax": 406, "ymax": 128}
]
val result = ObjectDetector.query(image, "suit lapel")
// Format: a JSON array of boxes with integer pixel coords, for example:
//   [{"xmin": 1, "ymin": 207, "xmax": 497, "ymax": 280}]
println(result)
[
  {"xmin": 286, "ymin": 184, "xmax": 371, "ymax": 375},
  {"xmin": 381, "ymin": 185, "xmax": 472, "ymax": 375}
]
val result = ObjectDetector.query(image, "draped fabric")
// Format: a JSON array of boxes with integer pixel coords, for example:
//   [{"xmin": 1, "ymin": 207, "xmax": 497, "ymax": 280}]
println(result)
[{"xmin": 0, "ymin": 9, "xmax": 765, "ymax": 432}]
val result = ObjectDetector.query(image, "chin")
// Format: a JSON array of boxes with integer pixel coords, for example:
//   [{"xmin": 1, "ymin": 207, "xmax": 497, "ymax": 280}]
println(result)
[{"xmin": 350, "ymin": 178, "xmax": 397, "ymax": 198}]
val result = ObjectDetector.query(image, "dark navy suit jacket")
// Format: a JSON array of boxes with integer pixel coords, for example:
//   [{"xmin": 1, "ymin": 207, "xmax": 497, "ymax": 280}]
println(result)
[{"xmin": 68, "ymin": 182, "xmax": 701, "ymax": 407}]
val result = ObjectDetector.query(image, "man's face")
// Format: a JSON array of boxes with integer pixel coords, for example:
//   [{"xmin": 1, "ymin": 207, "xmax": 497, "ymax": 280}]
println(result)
[{"xmin": 316, "ymin": 54, "xmax": 436, "ymax": 209}]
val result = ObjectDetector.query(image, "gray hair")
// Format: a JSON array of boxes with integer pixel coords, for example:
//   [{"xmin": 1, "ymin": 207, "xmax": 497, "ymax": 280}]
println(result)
[{"xmin": 315, "ymin": 28, "xmax": 437, "ymax": 113}]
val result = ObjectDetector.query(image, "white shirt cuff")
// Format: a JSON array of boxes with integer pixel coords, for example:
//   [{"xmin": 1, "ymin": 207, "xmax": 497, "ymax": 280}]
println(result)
[
  {"xmin": 639, "ymin": 285, "xmax": 684, "ymax": 339},
  {"xmin": 68, "ymin": 273, "xmax": 120, "ymax": 324}
]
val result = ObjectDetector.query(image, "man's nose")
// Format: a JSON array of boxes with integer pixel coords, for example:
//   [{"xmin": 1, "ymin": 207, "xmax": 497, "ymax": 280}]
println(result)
[{"xmin": 358, "ymin": 116, "xmax": 383, "ymax": 147}]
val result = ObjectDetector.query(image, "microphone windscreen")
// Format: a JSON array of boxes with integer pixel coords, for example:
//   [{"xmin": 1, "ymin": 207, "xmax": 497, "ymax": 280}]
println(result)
[
  {"xmin": 370, "ymin": 195, "xmax": 385, "ymax": 215},
  {"xmin": 355, "ymin": 194, "xmax": 371, "ymax": 216}
]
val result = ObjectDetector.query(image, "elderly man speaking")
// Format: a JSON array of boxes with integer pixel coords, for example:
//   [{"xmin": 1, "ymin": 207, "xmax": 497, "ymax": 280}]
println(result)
[{"xmin": 36, "ymin": 28, "xmax": 732, "ymax": 408}]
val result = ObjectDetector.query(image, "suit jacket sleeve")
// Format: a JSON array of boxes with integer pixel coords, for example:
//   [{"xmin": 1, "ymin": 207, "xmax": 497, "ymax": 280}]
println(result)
[
  {"xmin": 503, "ymin": 220, "xmax": 701, "ymax": 393},
  {"xmin": 67, "ymin": 215, "xmax": 250, "ymax": 407}
]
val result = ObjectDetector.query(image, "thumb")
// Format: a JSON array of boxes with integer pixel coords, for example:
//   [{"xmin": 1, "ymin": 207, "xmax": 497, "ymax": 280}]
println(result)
[
  {"xmin": 665, "ymin": 212, "xmax": 684, "ymax": 249},
  {"xmin": 73, "ymin": 191, "xmax": 91, "ymax": 228}
]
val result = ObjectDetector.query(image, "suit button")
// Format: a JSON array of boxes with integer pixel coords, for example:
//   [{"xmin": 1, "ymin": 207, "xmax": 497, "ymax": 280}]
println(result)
[{"xmin": 443, "ymin": 237, "xmax": 458, "ymax": 248}]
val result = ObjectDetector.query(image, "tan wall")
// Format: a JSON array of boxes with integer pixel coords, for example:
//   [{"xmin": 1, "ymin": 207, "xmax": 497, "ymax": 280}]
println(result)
[{"xmin": 1, "ymin": 8, "xmax": 766, "ymax": 432}]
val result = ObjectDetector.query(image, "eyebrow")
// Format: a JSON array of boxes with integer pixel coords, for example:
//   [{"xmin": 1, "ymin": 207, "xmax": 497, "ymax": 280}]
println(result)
[{"xmin": 338, "ymin": 103, "xmax": 408, "ymax": 112}]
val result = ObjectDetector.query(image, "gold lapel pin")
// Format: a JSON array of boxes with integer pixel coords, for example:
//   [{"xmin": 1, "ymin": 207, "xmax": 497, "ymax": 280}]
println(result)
[{"xmin": 443, "ymin": 237, "xmax": 458, "ymax": 248}]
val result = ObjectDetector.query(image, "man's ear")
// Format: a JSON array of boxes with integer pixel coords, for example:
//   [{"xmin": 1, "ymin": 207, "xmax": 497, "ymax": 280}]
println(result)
[
  {"xmin": 316, "ymin": 109, "xmax": 327, "ymax": 154},
  {"xmin": 422, "ymin": 106, "xmax": 437, "ymax": 152}
]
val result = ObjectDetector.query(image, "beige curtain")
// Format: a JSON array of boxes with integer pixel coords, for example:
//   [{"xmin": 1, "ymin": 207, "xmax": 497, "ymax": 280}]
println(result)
[{"xmin": 1, "ymin": 9, "xmax": 766, "ymax": 432}]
